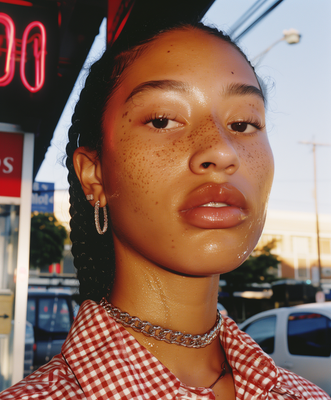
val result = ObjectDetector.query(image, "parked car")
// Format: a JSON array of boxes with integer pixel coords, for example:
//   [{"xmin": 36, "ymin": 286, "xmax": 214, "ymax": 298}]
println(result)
[
  {"xmin": 239, "ymin": 302, "xmax": 331, "ymax": 395},
  {"xmin": 27, "ymin": 288, "xmax": 77, "ymax": 370}
]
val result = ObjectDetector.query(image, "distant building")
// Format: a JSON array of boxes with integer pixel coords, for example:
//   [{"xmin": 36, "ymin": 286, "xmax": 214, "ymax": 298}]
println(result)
[
  {"xmin": 54, "ymin": 190, "xmax": 70, "ymax": 231},
  {"xmin": 258, "ymin": 210, "xmax": 331, "ymax": 285}
]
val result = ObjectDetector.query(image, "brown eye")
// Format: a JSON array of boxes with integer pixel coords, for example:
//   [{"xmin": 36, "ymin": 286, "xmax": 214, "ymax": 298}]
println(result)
[
  {"xmin": 146, "ymin": 116, "xmax": 183, "ymax": 131},
  {"xmin": 152, "ymin": 118, "xmax": 169, "ymax": 129},
  {"xmin": 227, "ymin": 120, "xmax": 261, "ymax": 134},
  {"xmin": 230, "ymin": 122, "xmax": 248, "ymax": 132}
]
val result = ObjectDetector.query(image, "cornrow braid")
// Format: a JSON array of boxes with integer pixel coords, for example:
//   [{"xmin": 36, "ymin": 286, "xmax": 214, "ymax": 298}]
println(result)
[
  {"xmin": 66, "ymin": 21, "xmax": 265, "ymax": 304},
  {"xmin": 65, "ymin": 55, "xmax": 117, "ymax": 304},
  {"xmin": 66, "ymin": 42, "xmax": 152, "ymax": 304}
]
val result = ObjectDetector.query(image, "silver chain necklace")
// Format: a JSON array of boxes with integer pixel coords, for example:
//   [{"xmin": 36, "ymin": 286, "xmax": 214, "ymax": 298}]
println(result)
[{"xmin": 100, "ymin": 297, "xmax": 222, "ymax": 348}]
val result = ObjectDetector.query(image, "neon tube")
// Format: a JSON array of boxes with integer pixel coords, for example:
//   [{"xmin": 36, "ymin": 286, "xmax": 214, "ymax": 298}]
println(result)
[
  {"xmin": 20, "ymin": 21, "xmax": 46, "ymax": 93},
  {"xmin": 0, "ymin": 1, "xmax": 33, "ymax": 6},
  {"xmin": 0, "ymin": 13, "xmax": 15, "ymax": 86}
]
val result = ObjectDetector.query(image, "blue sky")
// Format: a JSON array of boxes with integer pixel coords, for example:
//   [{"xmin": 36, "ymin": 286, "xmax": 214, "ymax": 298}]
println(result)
[{"xmin": 36, "ymin": 0, "xmax": 331, "ymax": 214}]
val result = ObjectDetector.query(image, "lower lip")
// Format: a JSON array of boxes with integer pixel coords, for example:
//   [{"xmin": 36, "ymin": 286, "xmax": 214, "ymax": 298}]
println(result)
[{"xmin": 181, "ymin": 206, "xmax": 247, "ymax": 229}]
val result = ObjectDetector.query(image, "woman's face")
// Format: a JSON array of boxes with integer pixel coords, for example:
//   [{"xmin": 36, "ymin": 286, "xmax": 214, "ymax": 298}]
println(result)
[{"xmin": 101, "ymin": 28, "xmax": 274, "ymax": 276}]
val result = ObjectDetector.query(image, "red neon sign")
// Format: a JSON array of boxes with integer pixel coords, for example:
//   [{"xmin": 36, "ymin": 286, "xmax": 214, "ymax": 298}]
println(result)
[
  {"xmin": 0, "ymin": 13, "xmax": 46, "ymax": 92},
  {"xmin": 20, "ymin": 21, "xmax": 46, "ymax": 92},
  {"xmin": 0, "ymin": 0, "xmax": 33, "ymax": 5},
  {"xmin": 0, "ymin": 13, "xmax": 15, "ymax": 86}
]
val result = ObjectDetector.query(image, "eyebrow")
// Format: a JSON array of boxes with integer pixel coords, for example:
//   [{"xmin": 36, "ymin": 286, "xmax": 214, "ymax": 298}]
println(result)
[
  {"xmin": 125, "ymin": 80, "xmax": 190, "ymax": 103},
  {"xmin": 125, "ymin": 79, "xmax": 264, "ymax": 103},
  {"xmin": 222, "ymin": 82, "xmax": 265, "ymax": 103}
]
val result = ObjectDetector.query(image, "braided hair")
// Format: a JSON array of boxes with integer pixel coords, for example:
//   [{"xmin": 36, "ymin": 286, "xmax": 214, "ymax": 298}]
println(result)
[{"xmin": 66, "ymin": 21, "xmax": 263, "ymax": 304}]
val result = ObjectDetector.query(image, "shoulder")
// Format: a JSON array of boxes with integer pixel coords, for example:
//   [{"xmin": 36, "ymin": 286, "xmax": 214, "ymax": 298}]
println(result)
[
  {"xmin": 0, "ymin": 354, "xmax": 85, "ymax": 400},
  {"xmin": 0, "ymin": 301, "xmax": 104, "ymax": 400},
  {"xmin": 220, "ymin": 317, "xmax": 330, "ymax": 400},
  {"xmin": 277, "ymin": 367, "xmax": 330, "ymax": 400}
]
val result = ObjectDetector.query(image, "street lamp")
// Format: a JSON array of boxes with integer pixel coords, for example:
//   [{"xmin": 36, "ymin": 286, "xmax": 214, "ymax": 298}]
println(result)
[{"xmin": 252, "ymin": 28, "xmax": 301, "ymax": 66}]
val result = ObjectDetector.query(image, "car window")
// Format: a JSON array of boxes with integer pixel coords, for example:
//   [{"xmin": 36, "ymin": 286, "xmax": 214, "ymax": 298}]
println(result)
[
  {"xmin": 242, "ymin": 316, "xmax": 276, "ymax": 354},
  {"xmin": 27, "ymin": 298, "xmax": 36, "ymax": 326},
  {"xmin": 38, "ymin": 297, "xmax": 71, "ymax": 333},
  {"xmin": 288, "ymin": 312, "xmax": 331, "ymax": 357}
]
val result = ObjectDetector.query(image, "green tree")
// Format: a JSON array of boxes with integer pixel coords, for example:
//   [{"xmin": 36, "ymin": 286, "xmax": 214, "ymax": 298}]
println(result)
[
  {"xmin": 222, "ymin": 240, "xmax": 280, "ymax": 291},
  {"xmin": 30, "ymin": 212, "xmax": 67, "ymax": 270}
]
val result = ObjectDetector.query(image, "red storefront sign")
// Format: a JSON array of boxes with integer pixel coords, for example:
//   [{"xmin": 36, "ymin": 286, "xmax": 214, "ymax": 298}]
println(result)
[{"xmin": 0, "ymin": 132, "xmax": 24, "ymax": 197}]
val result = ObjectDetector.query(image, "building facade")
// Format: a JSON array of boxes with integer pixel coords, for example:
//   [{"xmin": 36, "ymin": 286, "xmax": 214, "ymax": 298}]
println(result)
[{"xmin": 258, "ymin": 210, "xmax": 331, "ymax": 285}]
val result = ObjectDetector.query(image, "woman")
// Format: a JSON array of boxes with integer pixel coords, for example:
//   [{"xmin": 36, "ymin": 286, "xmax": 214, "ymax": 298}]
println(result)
[{"xmin": 1, "ymin": 22, "xmax": 329, "ymax": 400}]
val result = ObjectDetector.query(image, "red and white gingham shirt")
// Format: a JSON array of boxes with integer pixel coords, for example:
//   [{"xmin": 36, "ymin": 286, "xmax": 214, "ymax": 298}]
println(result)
[{"xmin": 0, "ymin": 300, "xmax": 329, "ymax": 400}]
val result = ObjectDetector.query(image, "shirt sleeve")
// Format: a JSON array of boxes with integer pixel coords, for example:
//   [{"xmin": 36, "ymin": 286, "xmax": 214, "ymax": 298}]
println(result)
[{"xmin": 0, "ymin": 354, "xmax": 85, "ymax": 400}]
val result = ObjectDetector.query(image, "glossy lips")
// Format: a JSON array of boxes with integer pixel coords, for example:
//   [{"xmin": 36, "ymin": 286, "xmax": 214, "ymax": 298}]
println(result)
[{"xmin": 180, "ymin": 183, "xmax": 248, "ymax": 229}]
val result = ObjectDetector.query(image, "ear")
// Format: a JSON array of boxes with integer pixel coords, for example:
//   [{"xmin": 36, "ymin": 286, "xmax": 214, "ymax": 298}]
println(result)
[{"xmin": 73, "ymin": 147, "xmax": 107, "ymax": 207}]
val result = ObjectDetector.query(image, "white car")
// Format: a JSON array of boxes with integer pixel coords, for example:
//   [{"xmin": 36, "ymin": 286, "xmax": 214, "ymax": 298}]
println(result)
[{"xmin": 239, "ymin": 302, "xmax": 331, "ymax": 395}]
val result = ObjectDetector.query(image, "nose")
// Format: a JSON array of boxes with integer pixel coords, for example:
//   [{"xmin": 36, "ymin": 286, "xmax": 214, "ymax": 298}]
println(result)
[{"xmin": 189, "ymin": 122, "xmax": 241, "ymax": 175}]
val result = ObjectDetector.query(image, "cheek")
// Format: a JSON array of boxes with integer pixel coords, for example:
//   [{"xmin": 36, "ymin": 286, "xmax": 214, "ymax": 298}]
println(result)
[
  {"xmin": 237, "ymin": 137, "xmax": 274, "ymax": 194},
  {"xmin": 103, "ymin": 127, "xmax": 183, "ymax": 218}
]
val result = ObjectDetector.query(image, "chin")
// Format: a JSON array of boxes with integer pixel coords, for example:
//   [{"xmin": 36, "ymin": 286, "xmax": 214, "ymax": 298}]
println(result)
[{"xmin": 162, "ymin": 248, "xmax": 253, "ymax": 278}]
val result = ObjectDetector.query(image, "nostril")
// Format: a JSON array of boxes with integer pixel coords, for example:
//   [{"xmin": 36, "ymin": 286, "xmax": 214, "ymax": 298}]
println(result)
[{"xmin": 201, "ymin": 162, "xmax": 212, "ymax": 169}]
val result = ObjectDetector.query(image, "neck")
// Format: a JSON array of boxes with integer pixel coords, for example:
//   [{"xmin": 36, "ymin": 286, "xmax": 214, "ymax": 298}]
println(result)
[
  {"xmin": 110, "ymin": 244, "xmax": 220, "ymax": 334},
  {"xmin": 109, "ymin": 241, "xmax": 225, "ymax": 387}
]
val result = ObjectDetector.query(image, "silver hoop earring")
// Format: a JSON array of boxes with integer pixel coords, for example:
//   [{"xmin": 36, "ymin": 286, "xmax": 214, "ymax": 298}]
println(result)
[{"xmin": 94, "ymin": 200, "xmax": 108, "ymax": 235}]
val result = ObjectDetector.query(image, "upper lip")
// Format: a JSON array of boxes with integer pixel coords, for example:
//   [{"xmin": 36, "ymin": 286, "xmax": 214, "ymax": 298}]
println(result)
[{"xmin": 179, "ymin": 182, "xmax": 247, "ymax": 211}]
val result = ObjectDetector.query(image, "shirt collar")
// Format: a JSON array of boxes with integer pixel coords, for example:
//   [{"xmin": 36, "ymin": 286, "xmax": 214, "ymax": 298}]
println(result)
[
  {"xmin": 220, "ymin": 315, "xmax": 279, "ymax": 392},
  {"xmin": 62, "ymin": 300, "xmax": 280, "ymax": 399},
  {"xmin": 62, "ymin": 300, "xmax": 214, "ymax": 399}
]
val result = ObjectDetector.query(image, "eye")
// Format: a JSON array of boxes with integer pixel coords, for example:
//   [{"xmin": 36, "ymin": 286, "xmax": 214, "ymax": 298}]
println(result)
[
  {"xmin": 145, "ymin": 114, "xmax": 183, "ymax": 131},
  {"xmin": 227, "ymin": 120, "xmax": 264, "ymax": 134}
]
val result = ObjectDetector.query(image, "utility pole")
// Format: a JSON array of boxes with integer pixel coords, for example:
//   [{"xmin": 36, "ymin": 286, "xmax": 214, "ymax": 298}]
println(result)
[{"xmin": 299, "ymin": 141, "xmax": 331, "ymax": 287}]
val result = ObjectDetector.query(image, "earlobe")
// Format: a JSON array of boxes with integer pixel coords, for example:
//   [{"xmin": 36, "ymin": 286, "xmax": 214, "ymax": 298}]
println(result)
[{"xmin": 73, "ymin": 147, "xmax": 107, "ymax": 207}]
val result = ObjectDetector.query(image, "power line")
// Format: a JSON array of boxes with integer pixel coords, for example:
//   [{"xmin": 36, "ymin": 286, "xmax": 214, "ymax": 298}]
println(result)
[
  {"xmin": 235, "ymin": 0, "xmax": 285, "ymax": 41},
  {"xmin": 229, "ymin": 0, "xmax": 268, "ymax": 36}
]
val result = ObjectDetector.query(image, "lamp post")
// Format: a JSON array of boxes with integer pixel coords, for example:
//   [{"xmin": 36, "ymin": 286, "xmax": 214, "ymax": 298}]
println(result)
[{"xmin": 252, "ymin": 28, "xmax": 301, "ymax": 66}]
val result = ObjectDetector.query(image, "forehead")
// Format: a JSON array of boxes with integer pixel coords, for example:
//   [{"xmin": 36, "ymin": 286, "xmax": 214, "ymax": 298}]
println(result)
[{"xmin": 120, "ymin": 28, "xmax": 259, "ymax": 92}]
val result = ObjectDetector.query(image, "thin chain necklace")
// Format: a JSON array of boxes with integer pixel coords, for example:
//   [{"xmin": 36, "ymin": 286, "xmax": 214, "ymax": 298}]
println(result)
[
  {"xmin": 209, "ymin": 362, "xmax": 227, "ymax": 389},
  {"xmin": 100, "ymin": 297, "xmax": 222, "ymax": 348}
]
